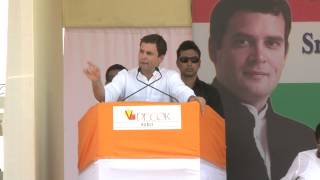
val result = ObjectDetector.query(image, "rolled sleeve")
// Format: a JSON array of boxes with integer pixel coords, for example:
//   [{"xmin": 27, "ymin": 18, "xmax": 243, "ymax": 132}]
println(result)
[
  {"xmin": 168, "ymin": 70, "xmax": 195, "ymax": 102},
  {"xmin": 104, "ymin": 69, "xmax": 127, "ymax": 102}
]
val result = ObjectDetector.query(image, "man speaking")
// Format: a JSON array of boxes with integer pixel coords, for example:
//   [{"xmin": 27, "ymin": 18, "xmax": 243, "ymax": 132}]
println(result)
[{"xmin": 84, "ymin": 34, "xmax": 206, "ymax": 109}]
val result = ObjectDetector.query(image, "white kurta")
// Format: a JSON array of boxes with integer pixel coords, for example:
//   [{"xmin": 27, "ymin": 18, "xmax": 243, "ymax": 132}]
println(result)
[
  {"xmin": 104, "ymin": 67, "xmax": 194, "ymax": 102},
  {"xmin": 281, "ymin": 149, "xmax": 320, "ymax": 180}
]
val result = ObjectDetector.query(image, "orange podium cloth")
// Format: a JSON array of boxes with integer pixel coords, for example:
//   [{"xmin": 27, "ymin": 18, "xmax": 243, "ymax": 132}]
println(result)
[{"xmin": 78, "ymin": 101, "xmax": 226, "ymax": 172}]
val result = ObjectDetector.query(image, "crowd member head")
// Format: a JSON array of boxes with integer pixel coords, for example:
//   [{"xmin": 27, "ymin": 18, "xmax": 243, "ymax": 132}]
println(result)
[
  {"xmin": 208, "ymin": 0, "xmax": 291, "ymax": 111},
  {"xmin": 105, "ymin": 64, "xmax": 127, "ymax": 84},
  {"xmin": 139, "ymin": 34, "xmax": 167, "ymax": 79},
  {"xmin": 176, "ymin": 40, "xmax": 201, "ymax": 80},
  {"xmin": 316, "ymin": 123, "xmax": 320, "ymax": 158}
]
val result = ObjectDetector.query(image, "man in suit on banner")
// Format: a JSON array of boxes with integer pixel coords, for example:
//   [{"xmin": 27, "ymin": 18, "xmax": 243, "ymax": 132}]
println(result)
[{"xmin": 208, "ymin": 0, "xmax": 315, "ymax": 179}]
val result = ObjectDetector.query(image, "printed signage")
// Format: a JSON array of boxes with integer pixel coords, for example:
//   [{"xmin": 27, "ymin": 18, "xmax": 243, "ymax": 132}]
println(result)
[{"xmin": 113, "ymin": 105, "xmax": 182, "ymax": 130}]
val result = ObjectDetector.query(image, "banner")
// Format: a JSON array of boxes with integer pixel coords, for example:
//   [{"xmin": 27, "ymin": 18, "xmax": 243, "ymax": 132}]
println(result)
[
  {"xmin": 192, "ymin": 0, "xmax": 320, "ymax": 128},
  {"xmin": 192, "ymin": 0, "xmax": 320, "ymax": 179}
]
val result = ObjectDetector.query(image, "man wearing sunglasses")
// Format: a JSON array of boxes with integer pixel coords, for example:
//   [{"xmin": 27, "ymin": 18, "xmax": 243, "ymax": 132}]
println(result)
[{"xmin": 176, "ymin": 40, "xmax": 224, "ymax": 117}]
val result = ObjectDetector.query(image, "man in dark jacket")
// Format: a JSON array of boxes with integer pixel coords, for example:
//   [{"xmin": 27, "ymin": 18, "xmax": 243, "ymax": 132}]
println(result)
[
  {"xmin": 176, "ymin": 40, "xmax": 224, "ymax": 117},
  {"xmin": 208, "ymin": 0, "xmax": 315, "ymax": 179}
]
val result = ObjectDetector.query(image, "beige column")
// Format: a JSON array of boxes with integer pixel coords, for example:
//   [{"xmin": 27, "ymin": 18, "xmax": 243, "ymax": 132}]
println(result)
[{"xmin": 3, "ymin": 0, "xmax": 63, "ymax": 179}]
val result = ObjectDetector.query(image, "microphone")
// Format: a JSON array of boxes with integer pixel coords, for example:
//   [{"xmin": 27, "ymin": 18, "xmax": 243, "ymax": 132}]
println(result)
[
  {"xmin": 135, "ymin": 67, "xmax": 179, "ymax": 102},
  {"xmin": 122, "ymin": 67, "xmax": 162, "ymax": 101},
  {"xmin": 122, "ymin": 67, "xmax": 179, "ymax": 102}
]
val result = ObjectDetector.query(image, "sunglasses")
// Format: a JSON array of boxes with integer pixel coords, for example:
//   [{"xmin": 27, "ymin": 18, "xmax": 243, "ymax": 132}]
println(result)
[{"xmin": 178, "ymin": 56, "xmax": 200, "ymax": 63}]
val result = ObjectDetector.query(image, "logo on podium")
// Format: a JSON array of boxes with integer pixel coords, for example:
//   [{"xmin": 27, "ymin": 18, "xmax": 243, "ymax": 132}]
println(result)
[
  {"xmin": 113, "ymin": 105, "xmax": 182, "ymax": 130},
  {"xmin": 124, "ymin": 110, "xmax": 136, "ymax": 120}
]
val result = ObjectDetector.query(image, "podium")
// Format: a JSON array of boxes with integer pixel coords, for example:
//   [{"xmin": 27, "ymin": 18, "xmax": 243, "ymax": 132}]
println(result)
[{"xmin": 78, "ymin": 101, "xmax": 226, "ymax": 180}]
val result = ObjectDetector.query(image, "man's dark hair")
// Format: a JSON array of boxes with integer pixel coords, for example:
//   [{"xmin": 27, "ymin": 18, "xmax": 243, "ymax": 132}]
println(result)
[
  {"xmin": 316, "ymin": 122, "xmax": 320, "ymax": 142},
  {"xmin": 105, "ymin": 64, "xmax": 127, "ymax": 84},
  {"xmin": 140, "ymin": 34, "xmax": 167, "ymax": 57},
  {"xmin": 176, "ymin": 40, "xmax": 201, "ymax": 60},
  {"xmin": 210, "ymin": 0, "xmax": 292, "ymax": 54}
]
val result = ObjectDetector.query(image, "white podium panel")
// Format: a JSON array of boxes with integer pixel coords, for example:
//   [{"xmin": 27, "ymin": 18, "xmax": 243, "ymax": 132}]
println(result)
[{"xmin": 79, "ymin": 159, "xmax": 226, "ymax": 180}]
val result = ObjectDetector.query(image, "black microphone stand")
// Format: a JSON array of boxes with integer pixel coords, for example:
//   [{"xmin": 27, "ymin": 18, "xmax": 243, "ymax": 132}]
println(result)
[
  {"xmin": 135, "ymin": 67, "xmax": 179, "ymax": 102},
  {"xmin": 122, "ymin": 68, "xmax": 162, "ymax": 101}
]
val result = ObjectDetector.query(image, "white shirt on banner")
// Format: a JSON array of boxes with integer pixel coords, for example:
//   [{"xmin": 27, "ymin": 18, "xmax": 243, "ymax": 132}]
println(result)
[
  {"xmin": 242, "ymin": 103, "xmax": 271, "ymax": 179},
  {"xmin": 104, "ymin": 67, "xmax": 195, "ymax": 102}
]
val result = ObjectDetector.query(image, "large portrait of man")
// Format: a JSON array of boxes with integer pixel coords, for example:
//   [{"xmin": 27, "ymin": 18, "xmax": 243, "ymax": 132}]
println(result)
[{"xmin": 193, "ymin": 0, "xmax": 320, "ymax": 179}]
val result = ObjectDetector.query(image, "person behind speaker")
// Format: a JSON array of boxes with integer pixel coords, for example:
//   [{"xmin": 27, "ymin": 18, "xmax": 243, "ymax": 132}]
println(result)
[
  {"xmin": 84, "ymin": 34, "xmax": 206, "ymax": 109},
  {"xmin": 86, "ymin": 63, "xmax": 127, "ymax": 102},
  {"xmin": 208, "ymin": 0, "xmax": 314, "ymax": 179},
  {"xmin": 105, "ymin": 64, "xmax": 127, "ymax": 85},
  {"xmin": 281, "ymin": 122, "xmax": 320, "ymax": 180},
  {"xmin": 176, "ymin": 40, "xmax": 224, "ymax": 117}
]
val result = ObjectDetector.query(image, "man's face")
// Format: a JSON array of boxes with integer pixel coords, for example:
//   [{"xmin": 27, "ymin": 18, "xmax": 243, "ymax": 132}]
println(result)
[
  {"xmin": 138, "ymin": 42, "xmax": 163, "ymax": 75},
  {"xmin": 211, "ymin": 11, "xmax": 286, "ymax": 104},
  {"xmin": 177, "ymin": 49, "xmax": 200, "ymax": 78}
]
